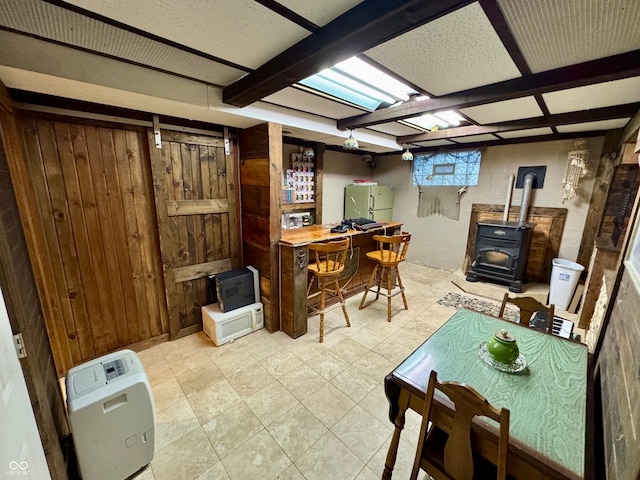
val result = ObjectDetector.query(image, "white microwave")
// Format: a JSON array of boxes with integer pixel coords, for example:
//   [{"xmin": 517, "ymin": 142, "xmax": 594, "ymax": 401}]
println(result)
[{"xmin": 202, "ymin": 302, "xmax": 264, "ymax": 346}]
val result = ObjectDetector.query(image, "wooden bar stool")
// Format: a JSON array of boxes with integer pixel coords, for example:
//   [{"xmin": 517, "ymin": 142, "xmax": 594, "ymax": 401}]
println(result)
[
  {"xmin": 359, "ymin": 232, "xmax": 411, "ymax": 322},
  {"xmin": 307, "ymin": 238, "xmax": 351, "ymax": 342}
]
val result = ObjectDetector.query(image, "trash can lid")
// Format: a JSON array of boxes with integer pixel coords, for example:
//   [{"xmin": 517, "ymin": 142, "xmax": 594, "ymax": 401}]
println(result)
[{"xmin": 552, "ymin": 258, "xmax": 584, "ymax": 271}]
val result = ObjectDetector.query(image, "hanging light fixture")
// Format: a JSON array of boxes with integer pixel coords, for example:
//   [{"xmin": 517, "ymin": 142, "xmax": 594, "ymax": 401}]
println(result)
[
  {"xmin": 343, "ymin": 130, "xmax": 359, "ymax": 150},
  {"xmin": 301, "ymin": 146, "xmax": 314, "ymax": 157},
  {"xmin": 401, "ymin": 147, "xmax": 414, "ymax": 161},
  {"xmin": 561, "ymin": 140, "xmax": 590, "ymax": 203}
]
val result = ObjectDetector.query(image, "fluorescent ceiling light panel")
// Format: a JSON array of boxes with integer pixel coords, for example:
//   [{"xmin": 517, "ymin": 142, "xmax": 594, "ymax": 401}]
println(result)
[
  {"xmin": 299, "ymin": 56, "xmax": 418, "ymax": 110},
  {"xmin": 334, "ymin": 57, "xmax": 418, "ymax": 101}
]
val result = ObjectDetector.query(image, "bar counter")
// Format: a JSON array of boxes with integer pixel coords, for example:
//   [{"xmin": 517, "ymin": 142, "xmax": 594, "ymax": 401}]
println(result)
[{"xmin": 279, "ymin": 222, "xmax": 402, "ymax": 338}]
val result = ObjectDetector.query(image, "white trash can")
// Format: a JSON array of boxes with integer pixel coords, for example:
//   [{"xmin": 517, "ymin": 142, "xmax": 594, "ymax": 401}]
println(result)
[{"xmin": 549, "ymin": 258, "xmax": 584, "ymax": 311}]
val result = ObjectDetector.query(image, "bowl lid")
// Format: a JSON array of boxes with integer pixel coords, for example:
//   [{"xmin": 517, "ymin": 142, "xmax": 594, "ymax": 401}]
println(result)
[{"xmin": 494, "ymin": 328, "xmax": 516, "ymax": 342}]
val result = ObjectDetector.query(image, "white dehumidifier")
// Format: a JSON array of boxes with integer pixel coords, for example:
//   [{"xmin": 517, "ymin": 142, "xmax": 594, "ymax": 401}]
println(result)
[{"xmin": 66, "ymin": 349, "xmax": 155, "ymax": 480}]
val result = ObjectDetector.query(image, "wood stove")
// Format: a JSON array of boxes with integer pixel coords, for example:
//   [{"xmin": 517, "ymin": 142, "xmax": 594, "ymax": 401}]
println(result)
[{"xmin": 466, "ymin": 220, "xmax": 533, "ymax": 292}]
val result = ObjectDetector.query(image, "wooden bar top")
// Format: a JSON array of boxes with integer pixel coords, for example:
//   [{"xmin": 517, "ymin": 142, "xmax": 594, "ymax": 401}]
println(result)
[{"xmin": 280, "ymin": 222, "xmax": 403, "ymax": 247}]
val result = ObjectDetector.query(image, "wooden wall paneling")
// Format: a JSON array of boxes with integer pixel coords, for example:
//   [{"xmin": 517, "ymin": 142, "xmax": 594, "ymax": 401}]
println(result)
[
  {"xmin": 576, "ymin": 130, "xmax": 621, "ymax": 270},
  {"xmin": 83, "ymin": 126, "xmax": 130, "ymax": 348},
  {"xmin": 148, "ymin": 131, "xmax": 179, "ymax": 338},
  {"xmin": 69, "ymin": 123, "xmax": 119, "ymax": 352},
  {"xmin": 169, "ymin": 141, "xmax": 190, "ymax": 327},
  {"xmin": 180, "ymin": 143, "xmax": 198, "ymax": 327},
  {"xmin": 125, "ymin": 130, "xmax": 168, "ymax": 337},
  {"xmin": 20, "ymin": 118, "xmax": 79, "ymax": 370},
  {"xmin": 597, "ymin": 273, "xmax": 640, "ymax": 479},
  {"xmin": 224, "ymin": 140, "xmax": 240, "ymax": 270},
  {"xmin": 14, "ymin": 113, "xmax": 170, "ymax": 372},
  {"xmin": 40, "ymin": 120, "xmax": 97, "ymax": 360},
  {"xmin": 239, "ymin": 122, "xmax": 282, "ymax": 332},
  {"xmin": 113, "ymin": 129, "xmax": 153, "ymax": 342},
  {"xmin": 151, "ymin": 130, "xmax": 238, "ymax": 336},
  {"xmin": 0, "ymin": 107, "xmax": 69, "ymax": 479},
  {"xmin": 99, "ymin": 128, "xmax": 143, "ymax": 344}
]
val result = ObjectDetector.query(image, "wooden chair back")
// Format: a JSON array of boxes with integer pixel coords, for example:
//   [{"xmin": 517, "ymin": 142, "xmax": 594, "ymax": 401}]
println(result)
[
  {"xmin": 411, "ymin": 370, "xmax": 510, "ymax": 480},
  {"xmin": 499, "ymin": 293, "xmax": 555, "ymax": 333},
  {"xmin": 307, "ymin": 238, "xmax": 350, "ymax": 278},
  {"xmin": 369, "ymin": 232, "xmax": 411, "ymax": 265}
]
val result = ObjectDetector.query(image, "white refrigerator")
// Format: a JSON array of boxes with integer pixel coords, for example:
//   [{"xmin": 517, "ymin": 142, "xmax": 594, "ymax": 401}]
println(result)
[{"xmin": 344, "ymin": 185, "xmax": 394, "ymax": 222}]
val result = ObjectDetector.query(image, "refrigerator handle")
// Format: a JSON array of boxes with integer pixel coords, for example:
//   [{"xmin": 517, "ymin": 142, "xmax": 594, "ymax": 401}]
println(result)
[{"xmin": 370, "ymin": 194, "xmax": 375, "ymax": 210}]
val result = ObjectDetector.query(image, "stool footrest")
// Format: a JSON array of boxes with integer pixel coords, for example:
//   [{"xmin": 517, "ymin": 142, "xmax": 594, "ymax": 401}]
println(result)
[{"xmin": 367, "ymin": 286, "xmax": 405, "ymax": 298}]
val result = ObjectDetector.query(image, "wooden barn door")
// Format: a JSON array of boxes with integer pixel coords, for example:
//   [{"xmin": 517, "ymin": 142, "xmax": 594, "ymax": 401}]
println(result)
[
  {"xmin": 20, "ymin": 117, "xmax": 169, "ymax": 373},
  {"xmin": 149, "ymin": 130, "xmax": 239, "ymax": 337}
]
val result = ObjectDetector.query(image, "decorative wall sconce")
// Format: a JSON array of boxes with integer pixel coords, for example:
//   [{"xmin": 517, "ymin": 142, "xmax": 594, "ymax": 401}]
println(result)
[
  {"xmin": 343, "ymin": 130, "xmax": 359, "ymax": 150},
  {"xmin": 401, "ymin": 147, "xmax": 414, "ymax": 161},
  {"xmin": 561, "ymin": 140, "xmax": 590, "ymax": 203}
]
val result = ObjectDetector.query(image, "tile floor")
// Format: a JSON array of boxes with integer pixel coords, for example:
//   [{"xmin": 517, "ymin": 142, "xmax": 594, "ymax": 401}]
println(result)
[{"xmin": 129, "ymin": 264, "xmax": 580, "ymax": 480}]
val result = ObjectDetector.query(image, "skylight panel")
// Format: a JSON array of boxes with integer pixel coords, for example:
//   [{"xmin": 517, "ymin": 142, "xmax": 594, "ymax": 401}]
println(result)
[
  {"xmin": 299, "ymin": 56, "xmax": 418, "ymax": 110},
  {"xmin": 435, "ymin": 110, "xmax": 465, "ymax": 125},
  {"xmin": 404, "ymin": 110, "xmax": 465, "ymax": 131},
  {"xmin": 333, "ymin": 57, "xmax": 417, "ymax": 101}
]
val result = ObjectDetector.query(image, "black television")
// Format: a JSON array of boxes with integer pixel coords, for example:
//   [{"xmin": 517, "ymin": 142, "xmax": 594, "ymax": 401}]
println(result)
[{"xmin": 209, "ymin": 267, "xmax": 257, "ymax": 313}]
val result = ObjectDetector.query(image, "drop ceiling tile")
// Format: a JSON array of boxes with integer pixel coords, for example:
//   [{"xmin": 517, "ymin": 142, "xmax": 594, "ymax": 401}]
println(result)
[
  {"xmin": 0, "ymin": 0, "xmax": 247, "ymax": 86},
  {"xmin": 556, "ymin": 118, "xmax": 630, "ymax": 133},
  {"xmin": 452, "ymin": 134, "xmax": 499, "ymax": 143},
  {"xmin": 60, "ymin": 0, "xmax": 309, "ymax": 69},
  {"xmin": 277, "ymin": 0, "xmax": 362, "ymax": 27},
  {"xmin": 365, "ymin": 3, "xmax": 520, "ymax": 96},
  {"xmin": 498, "ymin": 127, "xmax": 554, "ymax": 139},
  {"xmin": 498, "ymin": 0, "xmax": 640, "ymax": 73},
  {"xmin": 543, "ymin": 77, "xmax": 640, "ymax": 114},
  {"xmin": 413, "ymin": 139, "xmax": 456, "ymax": 147},
  {"xmin": 263, "ymin": 87, "xmax": 363, "ymax": 119},
  {"xmin": 460, "ymin": 97, "xmax": 543, "ymax": 124}
]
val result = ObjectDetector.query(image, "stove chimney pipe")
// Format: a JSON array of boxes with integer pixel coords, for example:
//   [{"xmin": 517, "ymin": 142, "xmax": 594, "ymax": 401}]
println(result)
[{"xmin": 518, "ymin": 172, "xmax": 536, "ymax": 225}]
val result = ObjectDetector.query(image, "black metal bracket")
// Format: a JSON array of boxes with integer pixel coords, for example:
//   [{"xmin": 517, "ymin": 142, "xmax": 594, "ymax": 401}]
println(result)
[{"xmin": 515, "ymin": 166, "xmax": 547, "ymax": 188}]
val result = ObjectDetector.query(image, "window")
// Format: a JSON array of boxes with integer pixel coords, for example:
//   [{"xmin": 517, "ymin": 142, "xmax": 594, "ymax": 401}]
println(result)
[{"xmin": 412, "ymin": 149, "xmax": 482, "ymax": 187}]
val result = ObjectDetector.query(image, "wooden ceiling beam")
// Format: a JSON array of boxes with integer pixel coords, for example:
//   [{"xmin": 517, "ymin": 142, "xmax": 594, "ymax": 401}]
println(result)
[
  {"xmin": 398, "ymin": 104, "xmax": 640, "ymax": 143},
  {"xmin": 339, "ymin": 50, "xmax": 640, "ymax": 130},
  {"xmin": 222, "ymin": 0, "xmax": 471, "ymax": 107}
]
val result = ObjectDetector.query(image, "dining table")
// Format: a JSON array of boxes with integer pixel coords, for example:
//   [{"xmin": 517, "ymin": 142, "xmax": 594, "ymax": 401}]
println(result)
[{"xmin": 382, "ymin": 308, "xmax": 588, "ymax": 480}]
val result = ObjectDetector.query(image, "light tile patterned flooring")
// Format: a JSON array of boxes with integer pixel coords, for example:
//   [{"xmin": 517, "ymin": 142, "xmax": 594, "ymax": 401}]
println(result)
[{"xmin": 130, "ymin": 264, "xmax": 571, "ymax": 480}]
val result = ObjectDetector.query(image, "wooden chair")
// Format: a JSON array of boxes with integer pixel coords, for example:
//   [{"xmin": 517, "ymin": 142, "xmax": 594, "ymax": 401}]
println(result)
[
  {"xmin": 410, "ymin": 371, "xmax": 510, "ymax": 480},
  {"xmin": 359, "ymin": 232, "xmax": 411, "ymax": 322},
  {"xmin": 307, "ymin": 238, "xmax": 351, "ymax": 342},
  {"xmin": 499, "ymin": 293, "xmax": 555, "ymax": 334}
]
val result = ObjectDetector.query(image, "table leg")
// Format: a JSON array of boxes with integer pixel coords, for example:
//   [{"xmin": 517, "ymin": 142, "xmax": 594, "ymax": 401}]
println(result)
[{"xmin": 382, "ymin": 388, "xmax": 410, "ymax": 480}]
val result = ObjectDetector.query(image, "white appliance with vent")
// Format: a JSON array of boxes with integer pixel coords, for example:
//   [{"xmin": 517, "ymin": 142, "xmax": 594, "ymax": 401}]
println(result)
[
  {"xmin": 66, "ymin": 349, "xmax": 154, "ymax": 480},
  {"xmin": 202, "ymin": 301, "xmax": 264, "ymax": 346}
]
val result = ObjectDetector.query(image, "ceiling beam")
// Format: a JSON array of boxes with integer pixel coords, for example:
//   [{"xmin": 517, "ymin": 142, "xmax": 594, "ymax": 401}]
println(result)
[
  {"xmin": 398, "ymin": 104, "xmax": 640, "ymax": 143},
  {"xmin": 222, "ymin": 0, "xmax": 471, "ymax": 107},
  {"xmin": 338, "ymin": 50, "xmax": 640, "ymax": 130}
]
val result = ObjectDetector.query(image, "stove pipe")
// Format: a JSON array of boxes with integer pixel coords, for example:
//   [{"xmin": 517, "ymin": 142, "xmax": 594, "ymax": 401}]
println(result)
[{"xmin": 518, "ymin": 172, "xmax": 536, "ymax": 225}]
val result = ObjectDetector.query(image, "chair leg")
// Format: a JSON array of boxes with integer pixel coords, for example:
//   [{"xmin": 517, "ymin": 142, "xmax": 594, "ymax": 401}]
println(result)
[
  {"xmin": 386, "ymin": 266, "xmax": 392, "ymax": 322},
  {"xmin": 375, "ymin": 266, "xmax": 383, "ymax": 300},
  {"xmin": 334, "ymin": 279, "xmax": 350, "ymax": 328},
  {"xmin": 318, "ymin": 280, "xmax": 326, "ymax": 343},
  {"xmin": 396, "ymin": 266, "xmax": 408, "ymax": 311},
  {"xmin": 359, "ymin": 264, "xmax": 379, "ymax": 310}
]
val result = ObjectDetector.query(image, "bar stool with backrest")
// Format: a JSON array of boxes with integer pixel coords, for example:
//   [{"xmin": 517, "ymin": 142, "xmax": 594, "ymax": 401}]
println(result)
[
  {"xmin": 306, "ymin": 238, "xmax": 351, "ymax": 343},
  {"xmin": 359, "ymin": 231, "xmax": 411, "ymax": 322},
  {"xmin": 411, "ymin": 370, "xmax": 510, "ymax": 480},
  {"xmin": 499, "ymin": 293, "xmax": 555, "ymax": 334}
]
